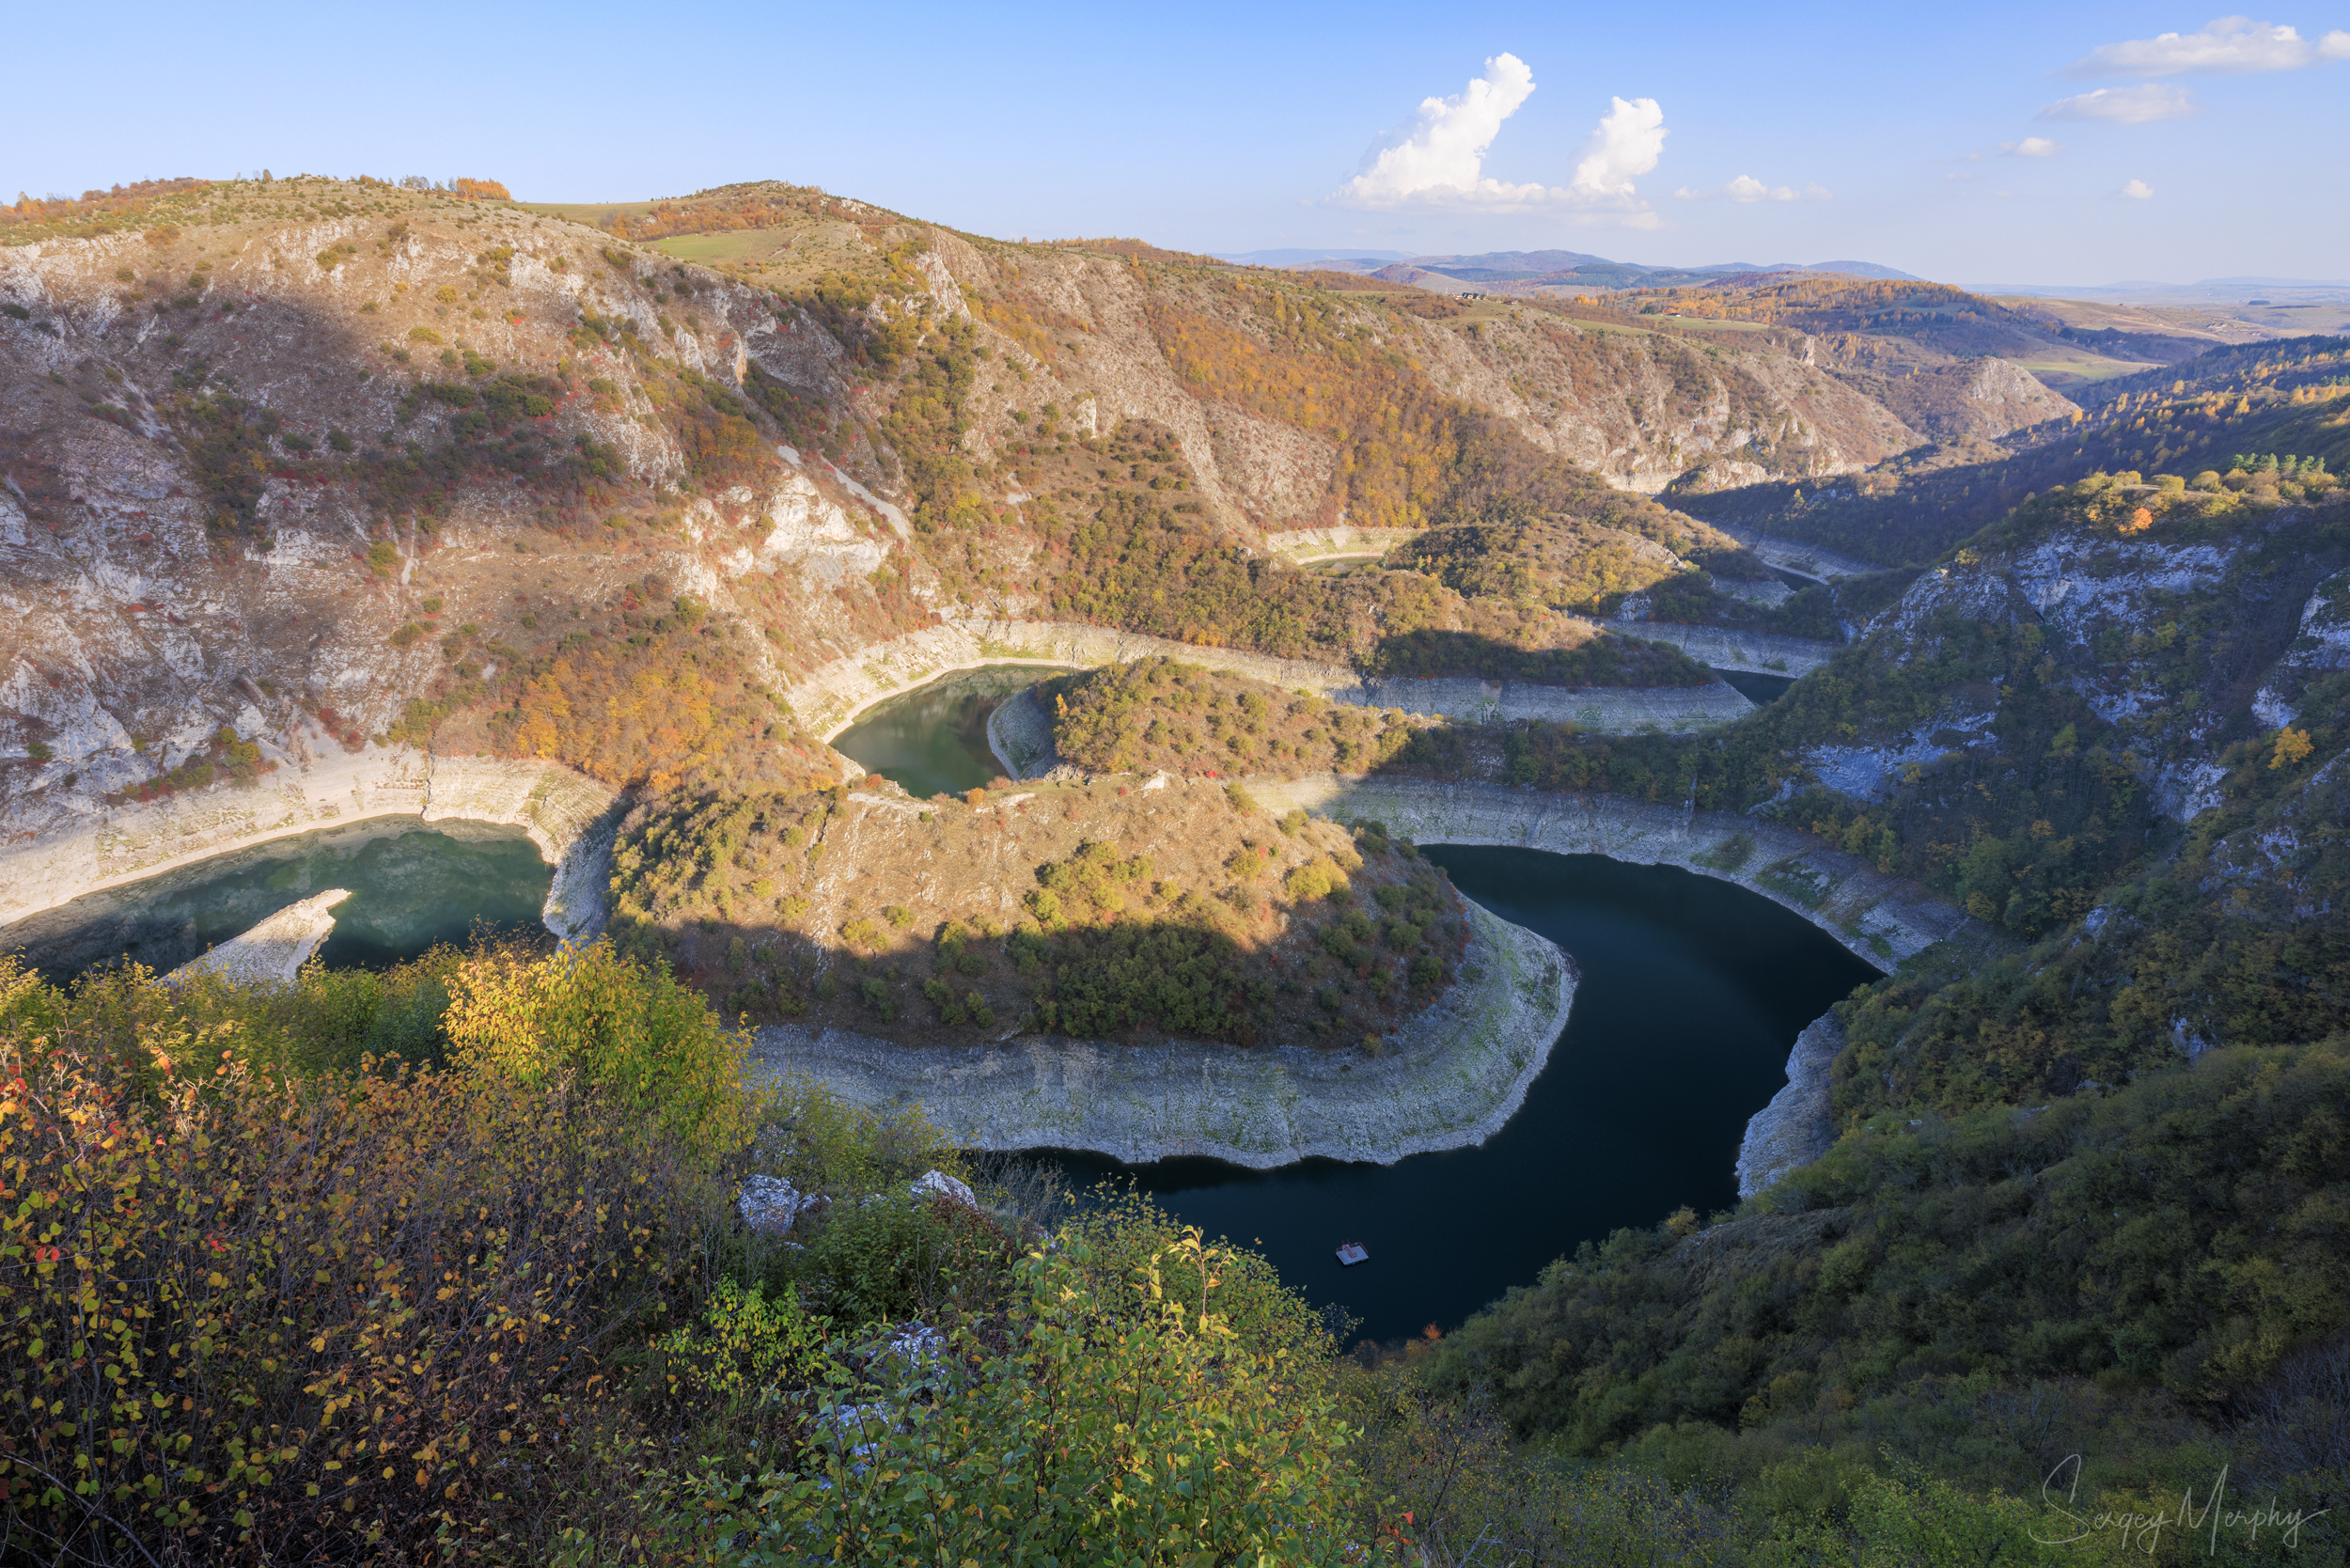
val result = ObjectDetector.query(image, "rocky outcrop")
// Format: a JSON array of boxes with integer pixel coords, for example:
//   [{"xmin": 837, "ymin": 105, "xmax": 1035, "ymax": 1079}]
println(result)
[
  {"xmin": 1617, "ymin": 622, "xmax": 1837, "ymax": 678},
  {"xmin": 0, "ymin": 746, "xmax": 620, "ymax": 942},
  {"xmin": 0, "ymin": 199, "xmax": 904, "ymax": 849},
  {"xmin": 1879, "ymin": 358, "xmax": 2078, "ymax": 447},
  {"xmin": 984, "ymin": 687, "xmax": 1063, "ymax": 780},
  {"xmin": 749, "ymin": 898, "xmax": 1572, "ymax": 1168},
  {"xmin": 738, "ymin": 1175, "xmax": 817, "ymax": 1236},
  {"xmin": 2250, "ymin": 568, "xmax": 2350, "ymax": 729},
  {"xmin": 1735, "ymin": 1012, "xmax": 1846, "ymax": 1199},
  {"xmin": 163, "ymin": 888, "xmax": 350, "ymax": 986}
]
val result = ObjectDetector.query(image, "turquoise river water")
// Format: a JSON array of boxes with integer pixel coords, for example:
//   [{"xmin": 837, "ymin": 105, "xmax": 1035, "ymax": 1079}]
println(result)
[
  {"xmin": 831, "ymin": 665, "xmax": 1076, "ymax": 797},
  {"xmin": 4, "ymin": 819, "xmax": 553, "ymax": 984}
]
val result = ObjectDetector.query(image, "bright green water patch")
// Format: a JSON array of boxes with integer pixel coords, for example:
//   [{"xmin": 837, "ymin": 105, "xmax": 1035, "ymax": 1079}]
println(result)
[
  {"xmin": 3, "ymin": 820, "xmax": 553, "ymax": 984},
  {"xmin": 831, "ymin": 665, "xmax": 1076, "ymax": 799}
]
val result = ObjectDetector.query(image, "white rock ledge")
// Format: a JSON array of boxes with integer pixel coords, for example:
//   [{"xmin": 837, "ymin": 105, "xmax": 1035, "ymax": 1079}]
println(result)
[
  {"xmin": 1245, "ymin": 776, "xmax": 1989, "ymax": 970},
  {"xmin": 791, "ymin": 618, "xmax": 1756, "ymax": 742},
  {"xmin": 748, "ymin": 898, "xmax": 1574, "ymax": 1169},
  {"xmin": 164, "ymin": 889, "xmax": 352, "ymax": 986},
  {"xmin": 1736, "ymin": 1012, "xmax": 1846, "ymax": 1200}
]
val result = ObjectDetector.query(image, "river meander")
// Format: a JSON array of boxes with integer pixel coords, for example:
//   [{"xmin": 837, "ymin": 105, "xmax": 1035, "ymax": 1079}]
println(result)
[
  {"xmin": 8, "ymin": 665, "xmax": 1875, "ymax": 1348},
  {"xmin": 2, "ymin": 819, "xmax": 553, "ymax": 984},
  {"xmin": 1050, "ymin": 846, "xmax": 1879, "ymax": 1345}
]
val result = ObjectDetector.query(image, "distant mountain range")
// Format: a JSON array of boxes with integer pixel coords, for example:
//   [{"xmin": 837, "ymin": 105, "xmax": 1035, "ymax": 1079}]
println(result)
[
  {"xmin": 1214, "ymin": 247, "xmax": 1919, "ymax": 291},
  {"xmin": 1217, "ymin": 248, "xmax": 1414, "ymax": 266},
  {"xmin": 1966, "ymin": 277, "xmax": 2350, "ymax": 304}
]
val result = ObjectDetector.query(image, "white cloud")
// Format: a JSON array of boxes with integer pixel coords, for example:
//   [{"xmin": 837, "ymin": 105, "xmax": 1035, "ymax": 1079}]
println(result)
[
  {"xmin": 2118, "ymin": 178, "xmax": 2156, "ymax": 198},
  {"xmin": 1674, "ymin": 175, "xmax": 1831, "ymax": 202},
  {"xmin": 2069, "ymin": 16, "xmax": 2350, "ymax": 75},
  {"xmin": 1328, "ymin": 55, "xmax": 1666, "ymax": 223},
  {"xmin": 2038, "ymin": 83, "xmax": 2201, "ymax": 122},
  {"xmin": 2001, "ymin": 136, "xmax": 2062, "ymax": 157},
  {"xmin": 1569, "ymin": 96, "xmax": 1670, "ymax": 203}
]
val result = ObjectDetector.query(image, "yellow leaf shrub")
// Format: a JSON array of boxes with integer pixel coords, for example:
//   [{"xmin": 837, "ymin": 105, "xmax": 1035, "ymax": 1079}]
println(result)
[
  {"xmin": 440, "ymin": 938, "xmax": 759, "ymax": 1161},
  {"xmin": 0, "ymin": 983, "xmax": 715, "ymax": 1563}
]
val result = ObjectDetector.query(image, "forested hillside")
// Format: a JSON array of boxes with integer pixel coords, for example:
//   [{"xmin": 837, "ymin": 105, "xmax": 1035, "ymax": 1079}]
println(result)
[
  {"xmin": 1682, "ymin": 336, "xmax": 2348, "ymax": 565},
  {"xmin": 10, "ymin": 169, "xmax": 2350, "ymax": 1565},
  {"xmin": 5, "ymin": 168, "xmax": 2043, "ymax": 839},
  {"xmin": 1386, "ymin": 391, "xmax": 2350, "ymax": 1560}
]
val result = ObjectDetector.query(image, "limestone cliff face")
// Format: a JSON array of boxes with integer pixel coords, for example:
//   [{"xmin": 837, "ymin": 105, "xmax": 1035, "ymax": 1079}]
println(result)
[
  {"xmin": 1801, "ymin": 502, "xmax": 2340, "ymax": 824},
  {"xmin": 1736, "ymin": 1013, "xmax": 1846, "ymax": 1200},
  {"xmin": 0, "ymin": 180, "xmax": 2066, "ymax": 911},
  {"xmin": 0, "ymin": 192, "xmax": 908, "ymax": 853},
  {"xmin": 1876, "ymin": 357, "xmax": 2078, "ymax": 447},
  {"xmin": 920, "ymin": 246, "xmax": 1944, "ymax": 512}
]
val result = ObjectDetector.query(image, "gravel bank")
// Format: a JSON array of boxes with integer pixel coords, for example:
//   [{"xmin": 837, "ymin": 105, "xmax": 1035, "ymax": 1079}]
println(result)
[{"xmin": 749, "ymin": 898, "xmax": 1573, "ymax": 1168}]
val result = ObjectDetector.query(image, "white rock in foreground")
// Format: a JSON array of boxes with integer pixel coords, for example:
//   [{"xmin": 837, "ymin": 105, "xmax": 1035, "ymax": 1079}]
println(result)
[
  {"xmin": 164, "ymin": 890, "xmax": 352, "ymax": 987},
  {"xmin": 911, "ymin": 1169, "xmax": 979, "ymax": 1208},
  {"xmin": 738, "ymin": 1174, "xmax": 814, "ymax": 1235}
]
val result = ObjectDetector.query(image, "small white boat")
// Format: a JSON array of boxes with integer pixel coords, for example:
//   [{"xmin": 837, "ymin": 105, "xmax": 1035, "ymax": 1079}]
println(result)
[{"xmin": 1336, "ymin": 1242, "xmax": 1369, "ymax": 1266}]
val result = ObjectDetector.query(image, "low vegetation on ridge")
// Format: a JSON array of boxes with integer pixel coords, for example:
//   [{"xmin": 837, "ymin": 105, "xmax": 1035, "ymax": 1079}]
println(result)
[
  {"xmin": 1045, "ymin": 656, "xmax": 1434, "ymax": 776},
  {"xmin": 603, "ymin": 772, "xmax": 1467, "ymax": 1050}
]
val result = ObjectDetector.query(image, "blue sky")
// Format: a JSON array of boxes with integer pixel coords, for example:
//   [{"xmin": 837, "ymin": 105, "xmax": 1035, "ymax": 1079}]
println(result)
[{"xmin": 8, "ymin": 1, "xmax": 2347, "ymax": 285}]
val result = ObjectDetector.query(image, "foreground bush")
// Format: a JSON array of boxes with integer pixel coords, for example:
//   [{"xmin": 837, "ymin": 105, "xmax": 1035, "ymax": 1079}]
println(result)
[
  {"xmin": 0, "ymin": 950, "xmax": 1370, "ymax": 1565},
  {"xmin": 632, "ymin": 1233, "xmax": 1366, "ymax": 1565},
  {"xmin": 0, "ymin": 993, "xmax": 719, "ymax": 1562}
]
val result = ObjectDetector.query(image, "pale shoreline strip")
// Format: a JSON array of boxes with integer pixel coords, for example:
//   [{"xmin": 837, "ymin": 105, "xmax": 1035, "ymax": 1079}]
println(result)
[
  {"xmin": 750, "ymin": 899, "xmax": 1573, "ymax": 1169},
  {"xmin": 791, "ymin": 617, "xmax": 1758, "ymax": 742},
  {"xmin": 0, "ymin": 747, "xmax": 621, "ymax": 943},
  {"xmin": 163, "ymin": 889, "xmax": 352, "ymax": 987}
]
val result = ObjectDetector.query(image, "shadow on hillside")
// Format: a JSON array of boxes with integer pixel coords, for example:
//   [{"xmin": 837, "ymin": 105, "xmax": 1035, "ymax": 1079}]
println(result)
[{"xmin": 1366, "ymin": 628, "xmax": 1707, "ymax": 688}]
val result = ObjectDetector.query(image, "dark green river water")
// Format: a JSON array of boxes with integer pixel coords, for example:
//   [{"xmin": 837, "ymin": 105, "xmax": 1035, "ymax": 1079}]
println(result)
[
  {"xmin": 1052, "ymin": 846, "xmax": 1879, "ymax": 1346},
  {"xmin": 1718, "ymin": 669, "xmax": 1796, "ymax": 705},
  {"xmin": 4, "ymin": 819, "xmax": 553, "ymax": 984},
  {"xmin": 831, "ymin": 664, "xmax": 1075, "ymax": 798}
]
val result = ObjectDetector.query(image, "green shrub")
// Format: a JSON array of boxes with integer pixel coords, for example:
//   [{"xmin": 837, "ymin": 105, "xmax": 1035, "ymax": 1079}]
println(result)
[
  {"xmin": 652, "ymin": 1277, "xmax": 828, "ymax": 1405},
  {"xmin": 801, "ymin": 1190, "xmax": 1010, "ymax": 1325},
  {"xmin": 655, "ymin": 1231, "xmax": 1365, "ymax": 1564},
  {"xmin": 440, "ymin": 937, "xmax": 758, "ymax": 1160},
  {"xmin": 0, "ymin": 985, "xmax": 713, "ymax": 1565}
]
